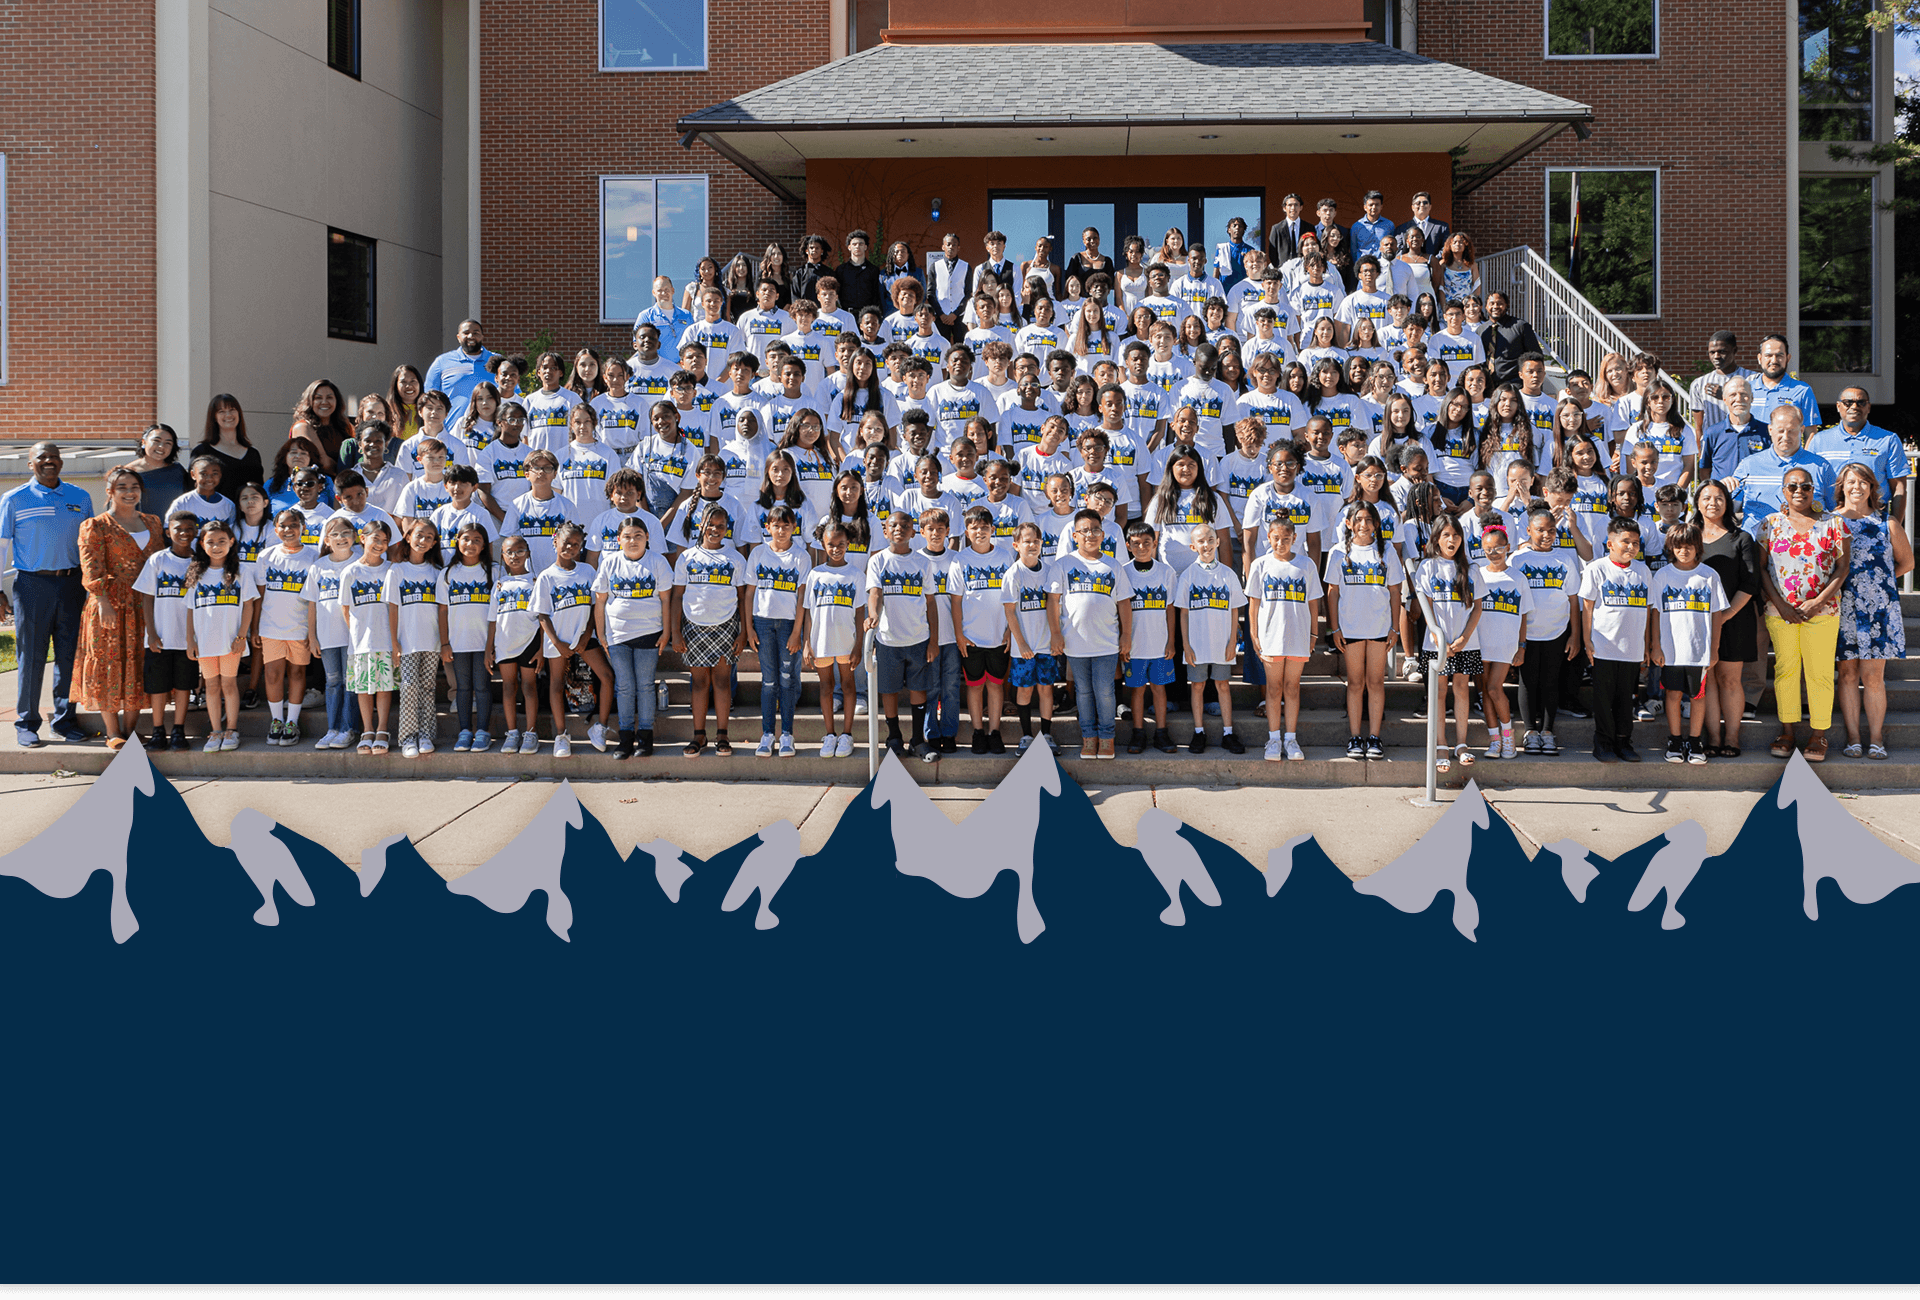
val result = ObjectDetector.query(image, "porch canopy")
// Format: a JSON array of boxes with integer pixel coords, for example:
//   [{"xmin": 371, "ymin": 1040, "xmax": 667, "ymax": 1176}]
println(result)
[{"xmin": 676, "ymin": 42, "xmax": 1594, "ymax": 204}]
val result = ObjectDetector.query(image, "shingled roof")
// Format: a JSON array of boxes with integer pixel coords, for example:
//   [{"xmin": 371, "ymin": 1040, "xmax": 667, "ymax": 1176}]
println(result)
[{"xmin": 678, "ymin": 42, "xmax": 1592, "ymax": 131}]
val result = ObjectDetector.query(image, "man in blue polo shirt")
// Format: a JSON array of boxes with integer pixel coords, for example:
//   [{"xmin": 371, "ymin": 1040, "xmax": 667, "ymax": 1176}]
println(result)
[
  {"xmin": 1806, "ymin": 386, "xmax": 1908, "ymax": 524},
  {"xmin": 1749, "ymin": 334, "xmax": 1821, "ymax": 429},
  {"xmin": 0, "ymin": 442, "xmax": 94, "ymax": 747},
  {"xmin": 423, "ymin": 318, "xmax": 497, "ymax": 421},
  {"xmin": 1700, "ymin": 376, "xmax": 1771, "ymax": 483},
  {"xmin": 633, "ymin": 275, "xmax": 693, "ymax": 342}
]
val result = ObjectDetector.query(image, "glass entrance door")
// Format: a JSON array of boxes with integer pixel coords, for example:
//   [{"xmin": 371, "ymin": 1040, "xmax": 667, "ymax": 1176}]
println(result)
[{"xmin": 993, "ymin": 189, "xmax": 1264, "ymax": 278}]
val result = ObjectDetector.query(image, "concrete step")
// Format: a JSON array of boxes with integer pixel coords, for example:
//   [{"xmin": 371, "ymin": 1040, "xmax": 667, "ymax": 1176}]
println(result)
[{"xmin": 4, "ymin": 739, "xmax": 1910, "ymax": 791}]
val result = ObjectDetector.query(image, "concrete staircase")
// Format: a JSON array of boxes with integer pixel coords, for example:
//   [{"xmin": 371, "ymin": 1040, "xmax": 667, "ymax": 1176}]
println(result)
[{"xmin": 9, "ymin": 596, "xmax": 1920, "ymax": 790}]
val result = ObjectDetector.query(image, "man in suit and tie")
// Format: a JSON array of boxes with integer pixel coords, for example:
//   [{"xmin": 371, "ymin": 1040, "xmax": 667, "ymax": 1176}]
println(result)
[
  {"xmin": 1313, "ymin": 198, "xmax": 1347, "ymax": 250},
  {"xmin": 1265, "ymin": 193, "xmax": 1308, "ymax": 267},
  {"xmin": 970, "ymin": 230, "xmax": 1015, "ymax": 301},
  {"xmin": 1393, "ymin": 192, "xmax": 1449, "ymax": 253}
]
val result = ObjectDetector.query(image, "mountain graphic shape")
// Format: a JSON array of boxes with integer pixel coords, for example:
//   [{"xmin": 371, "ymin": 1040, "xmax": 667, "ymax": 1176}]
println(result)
[
  {"xmin": 1625, "ymin": 819, "xmax": 1709, "ymax": 930},
  {"xmin": 1778, "ymin": 749, "xmax": 1920, "ymax": 919},
  {"xmin": 720, "ymin": 819, "xmax": 803, "ymax": 929},
  {"xmin": 229, "ymin": 808, "xmax": 317, "ymax": 926},
  {"xmin": 1353, "ymin": 779, "xmax": 1491, "ymax": 941},
  {"xmin": 1539, "ymin": 839, "xmax": 1603, "ymax": 902},
  {"xmin": 639, "ymin": 837, "xmax": 696, "ymax": 901},
  {"xmin": 1135, "ymin": 808, "xmax": 1222, "ymax": 925},
  {"xmin": 446, "ymin": 781, "xmax": 582, "ymax": 940},
  {"xmin": 0, "ymin": 732, "xmax": 154, "ymax": 942}
]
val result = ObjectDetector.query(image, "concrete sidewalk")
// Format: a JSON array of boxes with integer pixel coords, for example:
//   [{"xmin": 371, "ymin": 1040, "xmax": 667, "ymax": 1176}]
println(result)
[{"xmin": 5, "ymin": 771, "xmax": 1916, "ymax": 883}]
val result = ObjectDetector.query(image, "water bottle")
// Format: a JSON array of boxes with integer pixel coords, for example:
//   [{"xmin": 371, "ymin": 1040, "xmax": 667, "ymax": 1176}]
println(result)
[{"xmin": 657, "ymin": 681, "xmax": 670, "ymax": 710}]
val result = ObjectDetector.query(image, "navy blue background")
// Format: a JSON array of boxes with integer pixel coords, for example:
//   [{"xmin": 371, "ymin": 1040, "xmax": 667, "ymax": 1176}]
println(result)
[{"xmin": 1, "ymin": 767, "xmax": 1915, "ymax": 1282}]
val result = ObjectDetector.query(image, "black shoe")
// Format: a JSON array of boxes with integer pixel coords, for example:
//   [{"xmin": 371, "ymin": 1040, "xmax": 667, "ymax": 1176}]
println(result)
[
  {"xmin": 1220, "ymin": 732, "xmax": 1246, "ymax": 755},
  {"xmin": 241, "ymin": 689, "xmax": 262, "ymax": 711},
  {"xmin": 637, "ymin": 729, "xmax": 654, "ymax": 757},
  {"xmin": 615, "ymin": 729, "xmax": 635, "ymax": 760},
  {"xmin": 887, "ymin": 734, "xmax": 907, "ymax": 755},
  {"xmin": 1346, "ymin": 735, "xmax": 1365, "ymax": 759},
  {"xmin": 1664, "ymin": 736, "xmax": 1684, "ymax": 764},
  {"xmin": 168, "ymin": 726, "xmax": 188, "ymax": 753},
  {"xmin": 1560, "ymin": 705, "xmax": 1590, "ymax": 720},
  {"xmin": 148, "ymin": 731, "xmax": 166, "ymax": 752},
  {"xmin": 1188, "ymin": 729, "xmax": 1207, "ymax": 755},
  {"xmin": 1127, "ymin": 727, "xmax": 1147, "ymax": 755},
  {"xmin": 1153, "ymin": 728, "xmax": 1177, "ymax": 754},
  {"xmin": 1743, "ymin": 704, "xmax": 1760, "ymax": 722},
  {"xmin": 971, "ymin": 729, "xmax": 989, "ymax": 754},
  {"xmin": 1365, "ymin": 735, "xmax": 1385, "ymax": 760},
  {"xmin": 1616, "ymin": 742, "xmax": 1642, "ymax": 763},
  {"xmin": 989, "ymin": 731, "xmax": 1007, "ymax": 755},
  {"xmin": 917, "ymin": 739, "xmax": 939, "ymax": 763},
  {"xmin": 1593, "ymin": 746, "xmax": 1617, "ymax": 763}
]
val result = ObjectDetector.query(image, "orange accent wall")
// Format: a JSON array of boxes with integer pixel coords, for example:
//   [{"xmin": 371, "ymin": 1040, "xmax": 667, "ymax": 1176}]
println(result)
[
  {"xmin": 882, "ymin": 0, "xmax": 1369, "ymax": 41},
  {"xmin": 806, "ymin": 154, "xmax": 1455, "ymax": 258}
]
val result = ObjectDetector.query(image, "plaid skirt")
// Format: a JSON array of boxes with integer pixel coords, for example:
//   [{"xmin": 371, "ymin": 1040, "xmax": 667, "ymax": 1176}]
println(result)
[{"xmin": 682, "ymin": 614, "xmax": 740, "ymax": 668}]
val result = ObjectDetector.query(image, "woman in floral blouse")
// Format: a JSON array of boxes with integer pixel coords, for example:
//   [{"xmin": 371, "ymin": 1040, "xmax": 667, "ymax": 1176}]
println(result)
[
  {"xmin": 74, "ymin": 466, "xmax": 166, "ymax": 750},
  {"xmin": 1759, "ymin": 466, "xmax": 1851, "ymax": 762}
]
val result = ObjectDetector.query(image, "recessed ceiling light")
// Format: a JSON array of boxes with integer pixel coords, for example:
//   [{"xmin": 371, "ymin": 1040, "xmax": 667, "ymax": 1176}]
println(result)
[
  {"xmin": 1036, "ymin": 136, "xmax": 1054, "ymax": 141},
  {"xmin": 1199, "ymin": 134, "xmax": 1219, "ymax": 140},
  {"xmin": 898, "ymin": 137, "xmax": 915, "ymax": 143},
  {"xmin": 1341, "ymin": 133, "xmax": 1360, "ymax": 138}
]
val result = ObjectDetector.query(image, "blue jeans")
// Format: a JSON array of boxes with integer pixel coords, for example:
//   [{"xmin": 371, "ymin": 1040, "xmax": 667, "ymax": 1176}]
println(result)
[
  {"xmin": 605, "ymin": 640, "xmax": 659, "ymax": 731},
  {"xmin": 754, "ymin": 616, "xmax": 802, "ymax": 734},
  {"xmin": 930, "ymin": 641, "xmax": 963, "ymax": 738},
  {"xmin": 13, "ymin": 570, "xmax": 82, "ymax": 734},
  {"xmin": 320, "ymin": 645, "xmax": 354, "ymax": 733},
  {"xmin": 449, "ymin": 650, "xmax": 493, "ymax": 732},
  {"xmin": 1069, "ymin": 653, "xmax": 1120, "ymax": 739}
]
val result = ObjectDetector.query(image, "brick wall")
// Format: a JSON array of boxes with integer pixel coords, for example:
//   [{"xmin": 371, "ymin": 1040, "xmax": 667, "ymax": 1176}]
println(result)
[
  {"xmin": 1426, "ymin": 0, "xmax": 1790, "ymax": 383},
  {"xmin": 0, "ymin": 1, "xmax": 156, "ymax": 440},
  {"xmin": 479, "ymin": 0, "xmax": 825, "ymax": 362}
]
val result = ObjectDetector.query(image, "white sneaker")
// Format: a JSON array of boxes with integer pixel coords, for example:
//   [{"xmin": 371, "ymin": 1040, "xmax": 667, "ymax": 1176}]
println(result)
[
  {"xmin": 820, "ymin": 734, "xmax": 838, "ymax": 758},
  {"xmin": 401, "ymin": 739, "xmax": 419, "ymax": 759},
  {"xmin": 589, "ymin": 722, "xmax": 607, "ymax": 752},
  {"xmin": 1523, "ymin": 730, "xmax": 1542, "ymax": 754},
  {"xmin": 520, "ymin": 730, "xmax": 539, "ymax": 755},
  {"xmin": 1285, "ymin": 738, "xmax": 1306, "ymax": 761},
  {"xmin": 756, "ymin": 732, "xmax": 776, "ymax": 758},
  {"xmin": 1264, "ymin": 736, "xmax": 1284, "ymax": 762},
  {"xmin": 1500, "ymin": 735, "xmax": 1516, "ymax": 760},
  {"xmin": 779, "ymin": 733, "xmax": 795, "ymax": 758},
  {"xmin": 835, "ymin": 732, "xmax": 854, "ymax": 758},
  {"xmin": 314, "ymin": 730, "xmax": 337, "ymax": 750},
  {"xmin": 417, "ymin": 734, "xmax": 434, "ymax": 755},
  {"xmin": 1486, "ymin": 736, "xmax": 1502, "ymax": 758},
  {"xmin": 220, "ymin": 731, "xmax": 239, "ymax": 751},
  {"xmin": 303, "ymin": 688, "xmax": 324, "ymax": 708},
  {"xmin": 203, "ymin": 733, "xmax": 222, "ymax": 753},
  {"xmin": 554, "ymin": 733, "xmax": 572, "ymax": 758},
  {"xmin": 501, "ymin": 728, "xmax": 521, "ymax": 754}
]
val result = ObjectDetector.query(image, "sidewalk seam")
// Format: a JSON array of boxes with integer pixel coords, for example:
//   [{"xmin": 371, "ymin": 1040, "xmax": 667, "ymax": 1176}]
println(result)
[{"xmin": 410, "ymin": 778, "xmax": 529, "ymax": 851}]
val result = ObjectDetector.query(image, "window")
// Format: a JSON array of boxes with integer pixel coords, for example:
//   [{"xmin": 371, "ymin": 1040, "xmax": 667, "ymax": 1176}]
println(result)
[
  {"xmin": 601, "ymin": 176, "xmax": 709, "ymax": 324},
  {"xmin": 852, "ymin": 0, "xmax": 888, "ymax": 53},
  {"xmin": 1800, "ymin": 175, "xmax": 1875, "ymax": 372},
  {"xmin": 326, "ymin": 228, "xmax": 376, "ymax": 343},
  {"xmin": 327, "ymin": 0, "xmax": 360, "ymax": 79},
  {"xmin": 1545, "ymin": 0, "xmax": 1656, "ymax": 58},
  {"xmin": 1800, "ymin": 0, "xmax": 1874, "ymax": 141},
  {"xmin": 1546, "ymin": 169, "xmax": 1658, "ymax": 318},
  {"xmin": 601, "ymin": 0, "xmax": 706, "ymax": 70}
]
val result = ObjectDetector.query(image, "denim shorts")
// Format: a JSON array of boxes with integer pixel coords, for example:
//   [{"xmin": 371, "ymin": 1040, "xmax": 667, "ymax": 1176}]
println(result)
[{"xmin": 875, "ymin": 639, "xmax": 931, "ymax": 694}]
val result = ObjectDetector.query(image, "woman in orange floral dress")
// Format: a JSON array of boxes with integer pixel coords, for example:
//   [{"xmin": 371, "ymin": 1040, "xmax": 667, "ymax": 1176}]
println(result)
[{"xmin": 75, "ymin": 466, "xmax": 165, "ymax": 750}]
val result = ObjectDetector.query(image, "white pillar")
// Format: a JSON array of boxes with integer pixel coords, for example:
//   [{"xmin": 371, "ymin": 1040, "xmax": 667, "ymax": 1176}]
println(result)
[{"xmin": 155, "ymin": 0, "xmax": 211, "ymax": 436}]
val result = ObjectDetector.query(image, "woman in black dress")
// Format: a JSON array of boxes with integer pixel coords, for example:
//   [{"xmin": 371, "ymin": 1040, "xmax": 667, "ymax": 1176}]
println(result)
[
  {"xmin": 189, "ymin": 393, "xmax": 264, "ymax": 502},
  {"xmin": 1693, "ymin": 478, "xmax": 1762, "ymax": 756},
  {"xmin": 1068, "ymin": 225, "xmax": 1115, "ymax": 280}
]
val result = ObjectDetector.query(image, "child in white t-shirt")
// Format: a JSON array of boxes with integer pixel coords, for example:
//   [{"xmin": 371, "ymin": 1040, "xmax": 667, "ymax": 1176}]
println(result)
[
  {"xmin": 947, "ymin": 505, "xmax": 1017, "ymax": 754},
  {"xmin": 1411, "ymin": 513, "xmax": 1483, "ymax": 772},
  {"xmin": 1647, "ymin": 521, "xmax": 1729, "ymax": 765},
  {"xmin": 743, "ymin": 502, "xmax": 813, "ymax": 757},
  {"xmin": 336, "ymin": 516, "xmax": 396, "ymax": 754},
  {"xmin": 1324, "ymin": 500, "xmax": 1406, "ymax": 760},
  {"xmin": 252, "ymin": 509, "xmax": 318, "ymax": 747},
  {"xmin": 534, "ymin": 521, "xmax": 612, "ymax": 757},
  {"xmin": 591, "ymin": 513, "xmax": 674, "ymax": 758},
  {"xmin": 133, "ymin": 512, "xmax": 202, "ymax": 750},
  {"xmin": 183, "ymin": 519, "xmax": 259, "ymax": 754},
  {"xmin": 1047, "ymin": 507, "xmax": 1134, "ymax": 759},
  {"xmin": 442, "ymin": 522, "xmax": 498, "ymax": 753},
  {"xmin": 382, "ymin": 517, "xmax": 450, "ymax": 758},
  {"xmin": 488, "ymin": 534, "xmax": 543, "ymax": 755},
  {"xmin": 1473, "ymin": 522, "xmax": 1535, "ymax": 760},
  {"xmin": 1002, "ymin": 521, "xmax": 1060, "ymax": 751},
  {"xmin": 1171, "ymin": 524, "xmax": 1246, "ymax": 754},
  {"xmin": 800, "ymin": 519, "xmax": 867, "ymax": 757},
  {"xmin": 1120, "ymin": 520, "xmax": 1178, "ymax": 755},
  {"xmin": 1246, "ymin": 518, "xmax": 1322, "ymax": 761},
  {"xmin": 1578, "ymin": 517, "xmax": 1655, "ymax": 762}
]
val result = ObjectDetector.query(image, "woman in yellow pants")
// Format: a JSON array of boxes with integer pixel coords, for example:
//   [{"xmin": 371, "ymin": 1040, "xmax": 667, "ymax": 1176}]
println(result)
[{"xmin": 1758, "ymin": 468, "xmax": 1851, "ymax": 762}]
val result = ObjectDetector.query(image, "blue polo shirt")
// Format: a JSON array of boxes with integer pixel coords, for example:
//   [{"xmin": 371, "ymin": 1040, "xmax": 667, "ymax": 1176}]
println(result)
[
  {"xmin": 423, "ymin": 345, "xmax": 498, "ymax": 419},
  {"xmin": 1749, "ymin": 372, "xmax": 1821, "ymax": 429},
  {"xmin": 1730, "ymin": 447, "xmax": 1834, "ymax": 538},
  {"xmin": 1700, "ymin": 418, "xmax": 1770, "ymax": 483},
  {"xmin": 1805, "ymin": 422, "xmax": 1909, "ymax": 505},
  {"xmin": 0, "ymin": 479, "xmax": 93, "ymax": 571},
  {"xmin": 634, "ymin": 303, "xmax": 693, "ymax": 340}
]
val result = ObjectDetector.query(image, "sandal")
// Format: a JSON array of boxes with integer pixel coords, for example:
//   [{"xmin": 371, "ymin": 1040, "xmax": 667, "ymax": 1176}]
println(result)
[
  {"xmin": 1842, "ymin": 742, "xmax": 1864, "ymax": 759},
  {"xmin": 1805, "ymin": 735, "xmax": 1828, "ymax": 763},
  {"xmin": 714, "ymin": 730, "xmax": 733, "ymax": 757},
  {"xmin": 1435, "ymin": 745, "xmax": 1451, "ymax": 773},
  {"xmin": 371, "ymin": 731, "xmax": 390, "ymax": 755},
  {"xmin": 1714, "ymin": 745, "xmax": 1743, "ymax": 759},
  {"xmin": 105, "ymin": 736, "xmax": 126, "ymax": 752},
  {"xmin": 684, "ymin": 730, "xmax": 707, "ymax": 758},
  {"xmin": 358, "ymin": 734, "xmax": 374, "ymax": 755},
  {"xmin": 1769, "ymin": 730, "xmax": 1795, "ymax": 759},
  {"xmin": 1456, "ymin": 742, "xmax": 1475, "ymax": 767},
  {"xmin": 1869, "ymin": 743, "xmax": 1890, "ymax": 760}
]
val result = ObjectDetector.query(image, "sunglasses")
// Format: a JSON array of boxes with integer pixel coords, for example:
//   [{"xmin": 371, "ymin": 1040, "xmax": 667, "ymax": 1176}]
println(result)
[{"xmin": 1784, "ymin": 482, "xmax": 1815, "ymax": 493}]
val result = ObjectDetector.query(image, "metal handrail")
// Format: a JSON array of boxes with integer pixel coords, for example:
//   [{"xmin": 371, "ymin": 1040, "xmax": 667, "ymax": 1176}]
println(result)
[
  {"xmin": 864, "ymin": 628, "xmax": 880, "ymax": 779},
  {"xmin": 1413, "ymin": 586, "xmax": 1444, "ymax": 804},
  {"xmin": 1478, "ymin": 246, "xmax": 1692, "ymax": 423}
]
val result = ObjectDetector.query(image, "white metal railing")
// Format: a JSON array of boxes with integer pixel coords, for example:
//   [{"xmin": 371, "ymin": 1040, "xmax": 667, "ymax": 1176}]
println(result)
[
  {"xmin": 1414, "ymin": 586, "xmax": 1443, "ymax": 805},
  {"xmin": 864, "ymin": 629, "xmax": 879, "ymax": 779},
  {"xmin": 1477, "ymin": 246, "xmax": 1692, "ymax": 423}
]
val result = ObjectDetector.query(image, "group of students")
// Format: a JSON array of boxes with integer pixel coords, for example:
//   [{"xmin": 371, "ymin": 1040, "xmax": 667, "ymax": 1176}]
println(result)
[{"xmin": 103, "ymin": 203, "xmax": 1903, "ymax": 764}]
